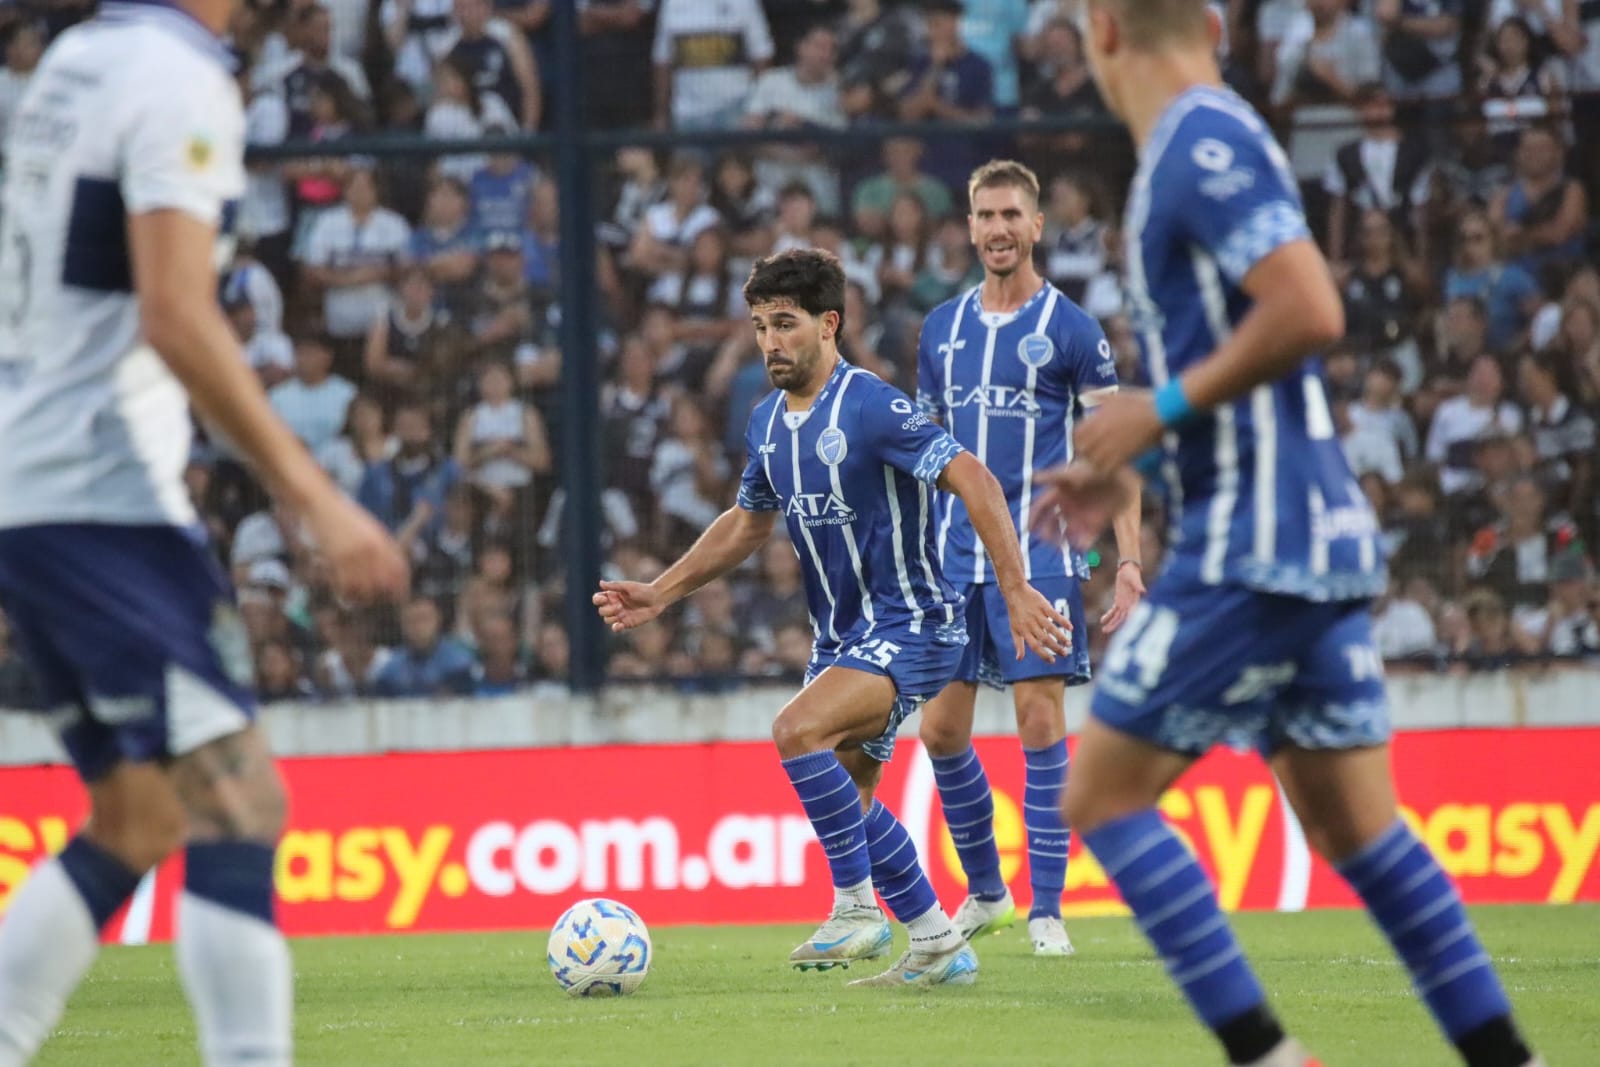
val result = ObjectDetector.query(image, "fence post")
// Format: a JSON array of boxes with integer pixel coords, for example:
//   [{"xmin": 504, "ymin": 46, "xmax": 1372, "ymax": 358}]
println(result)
[{"xmin": 550, "ymin": 0, "xmax": 606, "ymax": 692}]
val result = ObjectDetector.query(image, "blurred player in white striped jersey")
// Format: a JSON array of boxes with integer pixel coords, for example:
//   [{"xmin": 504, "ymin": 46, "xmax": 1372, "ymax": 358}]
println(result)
[
  {"xmin": 915, "ymin": 160, "xmax": 1144, "ymax": 956},
  {"xmin": 0, "ymin": 3, "xmax": 407, "ymax": 1064}
]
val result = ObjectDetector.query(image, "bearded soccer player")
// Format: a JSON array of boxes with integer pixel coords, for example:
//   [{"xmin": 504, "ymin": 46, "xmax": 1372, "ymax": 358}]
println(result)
[
  {"xmin": 915, "ymin": 159, "xmax": 1145, "ymax": 956},
  {"xmin": 596, "ymin": 249, "xmax": 1074, "ymax": 987}
]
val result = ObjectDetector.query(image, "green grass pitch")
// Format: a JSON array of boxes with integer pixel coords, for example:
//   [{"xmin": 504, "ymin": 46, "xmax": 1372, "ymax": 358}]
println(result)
[{"xmin": 36, "ymin": 905, "xmax": 1598, "ymax": 1066}]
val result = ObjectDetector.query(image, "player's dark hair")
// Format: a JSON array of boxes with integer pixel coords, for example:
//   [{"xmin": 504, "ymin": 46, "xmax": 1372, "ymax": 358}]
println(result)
[
  {"xmin": 967, "ymin": 159, "xmax": 1041, "ymax": 211},
  {"xmin": 742, "ymin": 249, "xmax": 847, "ymax": 332}
]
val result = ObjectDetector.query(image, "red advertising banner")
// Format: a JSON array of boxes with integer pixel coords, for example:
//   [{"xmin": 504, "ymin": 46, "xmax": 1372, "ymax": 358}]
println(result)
[{"xmin": 1, "ymin": 728, "xmax": 1596, "ymax": 942}]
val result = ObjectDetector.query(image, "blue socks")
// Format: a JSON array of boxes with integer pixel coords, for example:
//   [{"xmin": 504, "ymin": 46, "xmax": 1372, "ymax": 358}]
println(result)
[
  {"xmin": 57, "ymin": 836, "xmax": 143, "ymax": 929},
  {"xmin": 186, "ymin": 841, "xmax": 276, "ymax": 924},
  {"xmin": 864, "ymin": 799, "xmax": 939, "ymax": 922},
  {"xmin": 1023, "ymin": 741, "xmax": 1070, "ymax": 919},
  {"xmin": 929, "ymin": 746, "xmax": 1006, "ymax": 900},
  {"xmin": 1082, "ymin": 809, "xmax": 1267, "ymax": 1031},
  {"xmin": 781, "ymin": 751, "xmax": 871, "ymax": 889},
  {"xmin": 1335, "ymin": 820, "xmax": 1515, "ymax": 1045}
]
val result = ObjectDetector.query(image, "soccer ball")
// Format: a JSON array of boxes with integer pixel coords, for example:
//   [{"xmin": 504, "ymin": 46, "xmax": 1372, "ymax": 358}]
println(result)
[{"xmin": 546, "ymin": 898, "xmax": 651, "ymax": 997}]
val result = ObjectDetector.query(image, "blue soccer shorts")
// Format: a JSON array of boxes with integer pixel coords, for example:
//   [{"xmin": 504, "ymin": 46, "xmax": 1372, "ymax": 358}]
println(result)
[
  {"xmin": 805, "ymin": 618, "xmax": 969, "ymax": 763},
  {"xmin": 0, "ymin": 523, "xmax": 257, "ymax": 782},
  {"xmin": 1090, "ymin": 575, "xmax": 1390, "ymax": 757},
  {"xmin": 953, "ymin": 575, "xmax": 1091, "ymax": 689}
]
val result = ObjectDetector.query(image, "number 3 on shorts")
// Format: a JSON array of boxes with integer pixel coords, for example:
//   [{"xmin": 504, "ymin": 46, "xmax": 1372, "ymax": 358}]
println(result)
[{"xmin": 1104, "ymin": 602, "xmax": 1178, "ymax": 690}]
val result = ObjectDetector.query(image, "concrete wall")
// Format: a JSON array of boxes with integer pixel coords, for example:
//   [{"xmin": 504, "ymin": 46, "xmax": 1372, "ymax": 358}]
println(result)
[{"xmin": 2, "ymin": 668, "xmax": 1597, "ymax": 766}]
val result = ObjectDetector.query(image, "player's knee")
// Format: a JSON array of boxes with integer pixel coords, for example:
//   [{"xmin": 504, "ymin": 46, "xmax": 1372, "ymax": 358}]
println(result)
[
  {"xmin": 771, "ymin": 712, "xmax": 825, "ymax": 759},
  {"xmin": 85, "ymin": 768, "xmax": 186, "ymax": 872},
  {"xmin": 1013, "ymin": 696, "xmax": 1065, "ymax": 749},
  {"xmin": 917, "ymin": 713, "xmax": 970, "ymax": 757}
]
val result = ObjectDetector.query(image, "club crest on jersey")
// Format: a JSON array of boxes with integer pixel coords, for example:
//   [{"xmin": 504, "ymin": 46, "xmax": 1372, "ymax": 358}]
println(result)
[
  {"xmin": 1017, "ymin": 333, "xmax": 1054, "ymax": 368},
  {"xmin": 1191, "ymin": 138, "xmax": 1233, "ymax": 172},
  {"xmin": 187, "ymin": 134, "xmax": 213, "ymax": 171},
  {"xmin": 816, "ymin": 427, "xmax": 849, "ymax": 465}
]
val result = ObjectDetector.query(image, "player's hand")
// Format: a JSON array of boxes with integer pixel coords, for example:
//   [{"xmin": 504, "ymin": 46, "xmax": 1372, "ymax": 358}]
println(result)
[
  {"xmin": 593, "ymin": 580, "xmax": 667, "ymax": 632},
  {"xmin": 303, "ymin": 495, "xmax": 411, "ymax": 603},
  {"xmin": 1073, "ymin": 389, "xmax": 1163, "ymax": 473},
  {"xmin": 1029, "ymin": 463, "xmax": 1141, "ymax": 554},
  {"xmin": 1001, "ymin": 582, "xmax": 1074, "ymax": 664},
  {"xmin": 1100, "ymin": 561, "xmax": 1147, "ymax": 633}
]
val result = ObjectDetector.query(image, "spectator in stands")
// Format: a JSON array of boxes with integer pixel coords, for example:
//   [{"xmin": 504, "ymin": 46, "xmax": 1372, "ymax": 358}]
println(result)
[
  {"xmin": 1476, "ymin": 16, "xmax": 1568, "ymax": 159},
  {"xmin": 1523, "ymin": 548, "xmax": 1600, "ymax": 654},
  {"xmin": 411, "ymin": 175, "xmax": 483, "ymax": 315},
  {"xmin": 851, "ymin": 138, "xmax": 954, "ymax": 243},
  {"xmin": 1337, "ymin": 208, "xmax": 1427, "ymax": 379},
  {"xmin": 835, "ymin": 0, "xmax": 922, "ymax": 101},
  {"xmin": 1428, "ymin": 354, "xmax": 1526, "ymax": 495},
  {"xmin": 1351, "ymin": 358, "xmax": 1420, "ymax": 461},
  {"xmin": 1018, "ymin": 15, "xmax": 1106, "ymax": 166},
  {"xmin": 865, "ymin": 191, "xmax": 932, "ymax": 310},
  {"xmin": 260, "ymin": 2, "xmax": 371, "ymax": 137},
  {"xmin": 376, "ymin": 596, "xmax": 477, "ymax": 696},
  {"xmin": 317, "ymin": 608, "xmax": 394, "ymax": 698},
  {"xmin": 227, "ymin": 293, "xmax": 295, "ymax": 389},
  {"xmin": 236, "ymin": 65, "xmax": 294, "ymax": 284},
  {"xmin": 736, "ymin": 535, "xmax": 809, "ymax": 655},
  {"xmin": 1482, "ymin": 0, "xmax": 1581, "ymax": 60},
  {"xmin": 279, "ymin": 70, "xmax": 367, "ymax": 237},
  {"xmin": 239, "ymin": 560, "xmax": 312, "ymax": 661},
  {"xmin": 530, "ymin": 619, "xmax": 571, "ymax": 682},
  {"xmin": 602, "ymin": 335, "xmax": 670, "ymax": 523},
  {"xmin": 959, "ymin": 0, "xmax": 1029, "ymax": 111},
  {"xmin": 364, "ymin": 267, "xmax": 468, "ymax": 399},
  {"xmin": 461, "ymin": 231, "xmax": 534, "ymax": 374},
  {"xmin": 910, "ymin": 213, "xmax": 982, "ymax": 313},
  {"xmin": 412, "ymin": 483, "xmax": 480, "ymax": 603},
  {"xmin": 1427, "ymin": 295, "xmax": 1494, "ymax": 392},
  {"xmin": 769, "ymin": 181, "xmax": 821, "ymax": 255},
  {"xmin": 317, "ymin": 393, "xmax": 395, "ymax": 495},
  {"xmin": 1557, "ymin": 293, "xmax": 1600, "ymax": 408},
  {"xmin": 359, "ymin": 400, "xmax": 462, "ymax": 542},
  {"xmin": 649, "ymin": 394, "xmax": 729, "ymax": 555},
  {"xmin": 0, "ymin": 609, "xmax": 38, "ymax": 710},
  {"xmin": 383, "ymin": 0, "xmax": 459, "ymax": 96},
  {"xmin": 743, "ymin": 24, "xmax": 846, "ymax": 211},
  {"xmin": 710, "ymin": 153, "xmax": 778, "ymax": 264},
  {"xmin": 470, "ymin": 146, "xmax": 537, "ymax": 235},
  {"xmin": 576, "ymin": 0, "xmax": 659, "ymax": 130},
  {"xmin": 629, "ymin": 155, "xmax": 721, "ymax": 280},
  {"xmin": 454, "ymin": 361, "xmax": 553, "ymax": 537},
  {"xmin": 1492, "ymin": 124, "xmax": 1590, "ymax": 278},
  {"xmin": 1323, "ymin": 84, "xmax": 1432, "ymax": 265},
  {"xmin": 1338, "ymin": 392, "xmax": 1407, "ymax": 484},
  {"xmin": 651, "ymin": 0, "xmax": 774, "ymax": 130},
  {"xmin": 423, "ymin": 56, "xmax": 518, "ymax": 183},
  {"xmin": 1443, "ymin": 208, "xmax": 1542, "ymax": 354},
  {"xmin": 838, "ymin": 279, "xmax": 896, "ymax": 383},
  {"xmin": 1373, "ymin": 579, "xmax": 1442, "ymax": 660},
  {"xmin": 299, "ymin": 167, "xmax": 412, "ymax": 372},
  {"xmin": 1466, "ymin": 474, "xmax": 1585, "ymax": 608},
  {"xmin": 1519, "ymin": 349, "xmax": 1595, "ymax": 520},
  {"xmin": 446, "ymin": 0, "xmax": 541, "ymax": 128},
  {"xmin": 269, "ymin": 334, "xmax": 359, "ymax": 454},
  {"xmin": 1368, "ymin": 0, "xmax": 1463, "ymax": 105},
  {"xmin": 898, "ymin": 0, "xmax": 994, "ymax": 186},
  {"xmin": 472, "ymin": 612, "xmax": 530, "ymax": 695},
  {"xmin": 455, "ymin": 540, "xmax": 530, "ymax": 639},
  {"xmin": 647, "ymin": 226, "xmax": 745, "ymax": 350},
  {"xmin": 1272, "ymin": 0, "xmax": 1380, "ymax": 211},
  {"xmin": 256, "ymin": 641, "xmax": 316, "ymax": 703}
]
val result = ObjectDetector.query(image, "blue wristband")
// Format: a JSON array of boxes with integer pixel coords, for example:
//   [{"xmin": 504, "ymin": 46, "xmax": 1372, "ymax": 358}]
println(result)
[{"xmin": 1153, "ymin": 379, "xmax": 1194, "ymax": 427}]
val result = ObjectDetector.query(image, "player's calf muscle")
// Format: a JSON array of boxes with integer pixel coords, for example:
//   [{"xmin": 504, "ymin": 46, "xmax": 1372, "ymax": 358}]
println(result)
[{"xmin": 171, "ymin": 728, "xmax": 287, "ymax": 843}]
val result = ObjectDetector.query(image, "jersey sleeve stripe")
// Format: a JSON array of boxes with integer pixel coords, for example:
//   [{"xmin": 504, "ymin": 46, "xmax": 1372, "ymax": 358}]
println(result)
[{"xmin": 1213, "ymin": 201, "xmax": 1310, "ymax": 285}]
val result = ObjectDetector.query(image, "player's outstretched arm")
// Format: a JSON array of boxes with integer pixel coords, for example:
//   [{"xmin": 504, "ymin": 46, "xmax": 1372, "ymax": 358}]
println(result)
[
  {"xmin": 128, "ymin": 209, "xmax": 409, "ymax": 603},
  {"xmin": 1071, "ymin": 241, "xmax": 1344, "ymax": 474},
  {"xmin": 593, "ymin": 506, "xmax": 776, "ymax": 632},
  {"xmin": 938, "ymin": 453, "xmax": 1073, "ymax": 663}
]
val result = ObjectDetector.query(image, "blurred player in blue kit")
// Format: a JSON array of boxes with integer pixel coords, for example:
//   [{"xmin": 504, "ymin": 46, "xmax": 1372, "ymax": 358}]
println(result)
[
  {"xmin": 0, "ymin": 1, "xmax": 409, "ymax": 1063},
  {"xmin": 595, "ymin": 249, "xmax": 1075, "ymax": 987},
  {"xmin": 1029, "ymin": 1, "xmax": 1545, "ymax": 1065},
  {"xmin": 915, "ymin": 160, "xmax": 1145, "ymax": 956}
]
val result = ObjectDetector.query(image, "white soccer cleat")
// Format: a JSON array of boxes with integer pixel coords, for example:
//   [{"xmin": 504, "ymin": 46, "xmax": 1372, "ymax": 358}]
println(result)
[
  {"xmin": 1242, "ymin": 1037, "xmax": 1322, "ymax": 1066},
  {"xmin": 952, "ymin": 890, "xmax": 1016, "ymax": 941},
  {"xmin": 1027, "ymin": 915, "xmax": 1075, "ymax": 957},
  {"xmin": 847, "ymin": 941, "xmax": 979, "ymax": 988},
  {"xmin": 788, "ymin": 904, "xmax": 892, "ymax": 971}
]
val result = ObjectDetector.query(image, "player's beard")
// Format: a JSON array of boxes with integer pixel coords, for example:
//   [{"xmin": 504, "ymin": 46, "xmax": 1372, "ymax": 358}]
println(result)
[
  {"xmin": 766, "ymin": 340, "xmax": 821, "ymax": 393},
  {"xmin": 982, "ymin": 238, "xmax": 1031, "ymax": 278}
]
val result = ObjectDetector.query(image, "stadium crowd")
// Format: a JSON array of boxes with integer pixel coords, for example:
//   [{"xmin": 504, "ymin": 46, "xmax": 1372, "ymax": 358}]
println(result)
[{"xmin": 0, "ymin": 0, "xmax": 1597, "ymax": 706}]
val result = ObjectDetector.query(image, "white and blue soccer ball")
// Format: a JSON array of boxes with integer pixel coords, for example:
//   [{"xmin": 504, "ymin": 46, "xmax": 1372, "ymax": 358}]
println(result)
[{"xmin": 546, "ymin": 898, "xmax": 651, "ymax": 997}]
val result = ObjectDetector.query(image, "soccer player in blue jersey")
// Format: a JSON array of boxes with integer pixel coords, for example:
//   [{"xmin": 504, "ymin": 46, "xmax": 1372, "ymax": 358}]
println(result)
[
  {"xmin": 1029, "ymin": 2, "xmax": 1544, "ymax": 1065},
  {"xmin": 0, "ymin": 2, "xmax": 409, "ymax": 1064},
  {"xmin": 915, "ymin": 159, "xmax": 1146, "ymax": 957},
  {"xmin": 595, "ymin": 249, "xmax": 1074, "ymax": 987}
]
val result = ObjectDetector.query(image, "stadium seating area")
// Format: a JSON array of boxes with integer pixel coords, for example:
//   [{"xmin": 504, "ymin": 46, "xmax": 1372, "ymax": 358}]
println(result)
[{"xmin": 0, "ymin": 0, "xmax": 1597, "ymax": 705}]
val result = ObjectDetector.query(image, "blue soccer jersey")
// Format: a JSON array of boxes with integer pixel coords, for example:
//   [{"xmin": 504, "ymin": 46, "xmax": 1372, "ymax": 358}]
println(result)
[
  {"xmin": 1123, "ymin": 85, "xmax": 1386, "ymax": 602},
  {"xmin": 737, "ymin": 360, "xmax": 968, "ymax": 654},
  {"xmin": 916, "ymin": 283, "xmax": 1117, "ymax": 586}
]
